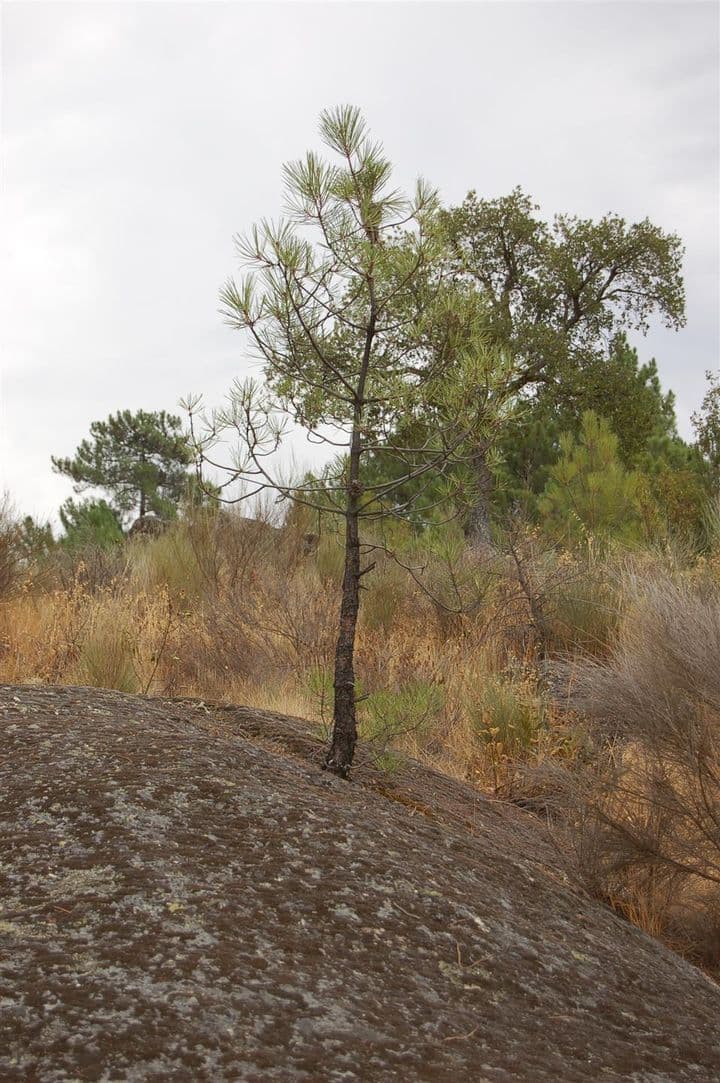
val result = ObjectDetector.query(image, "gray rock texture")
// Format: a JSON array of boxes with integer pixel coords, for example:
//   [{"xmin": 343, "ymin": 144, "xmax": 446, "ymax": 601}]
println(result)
[{"xmin": 1, "ymin": 684, "xmax": 718, "ymax": 1082}]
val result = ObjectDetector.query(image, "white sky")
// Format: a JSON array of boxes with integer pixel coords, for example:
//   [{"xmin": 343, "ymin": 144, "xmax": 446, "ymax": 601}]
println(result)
[{"xmin": 2, "ymin": 0, "xmax": 718, "ymax": 523}]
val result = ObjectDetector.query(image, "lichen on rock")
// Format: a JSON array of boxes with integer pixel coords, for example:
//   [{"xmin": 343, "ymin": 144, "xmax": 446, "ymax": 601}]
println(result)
[{"xmin": 1, "ymin": 684, "xmax": 718, "ymax": 1081}]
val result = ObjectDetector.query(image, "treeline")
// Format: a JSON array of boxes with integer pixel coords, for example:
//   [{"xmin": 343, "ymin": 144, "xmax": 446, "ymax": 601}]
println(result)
[
  {"xmin": 9, "ymin": 108, "xmax": 718, "ymax": 569},
  {"xmin": 8, "ymin": 358, "xmax": 718, "ymax": 567}
]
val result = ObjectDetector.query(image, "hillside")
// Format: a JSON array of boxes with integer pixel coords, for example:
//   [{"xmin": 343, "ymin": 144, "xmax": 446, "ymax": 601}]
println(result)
[{"xmin": 1, "ymin": 684, "xmax": 718, "ymax": 1082}]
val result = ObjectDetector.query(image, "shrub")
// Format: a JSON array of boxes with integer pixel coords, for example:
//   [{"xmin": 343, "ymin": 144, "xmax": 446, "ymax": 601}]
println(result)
[
  {"xmin": 567, "ymin": 574, "xmax": 720, "ymax": 969},
  {"xmin": 72, "ymin": 594, "xmax": 140, "ymax": 693},
  {"xmin": 128, "ymin": 525, "xmax": 206, "ymax": 603},
  {"xmin": 313, "ymin": 532, "xmax": 345, "ymax": 584},
  {"xmin": 470, "ymin": 673, "xmax": 547, "ymax": 755},
  {"xmin": 361, "ymin": 681, "xmax": 444, "ymax": 749},
  {"xmin": 495, "ymin": 521, "xmax": 620, "ymax": 659},
  {"xmin": 360, "ymin": 557, "xmax": 410, "ymax": 634}
]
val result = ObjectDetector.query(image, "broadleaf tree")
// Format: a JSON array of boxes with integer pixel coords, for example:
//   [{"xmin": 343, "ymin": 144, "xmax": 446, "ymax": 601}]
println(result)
[
  {"xmin": 394, "ymin": 187, "xmax": 686, "ymax": 541},
  {"xmin": 442, "ymin": 188, "xmax": 685, "ymax": 388},
  {"xmin": 186, "ymin": 105, "xmax": 514, "ymax": 778}
]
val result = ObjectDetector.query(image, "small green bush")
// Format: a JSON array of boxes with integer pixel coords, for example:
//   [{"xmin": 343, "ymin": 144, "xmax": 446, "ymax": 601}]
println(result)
[
  {"xmin": 470, "ymin": 676, "xmax": 546, "ymax": 753},
  {"xmin": 361, "ymin": 681, "xmax": 444, "ymax": 749}
]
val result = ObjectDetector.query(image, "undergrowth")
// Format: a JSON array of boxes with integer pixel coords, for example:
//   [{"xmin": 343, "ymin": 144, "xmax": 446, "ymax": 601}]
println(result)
[{"xmin": 2, "ymin": 507, "xmax": 718, "ymax": 972}]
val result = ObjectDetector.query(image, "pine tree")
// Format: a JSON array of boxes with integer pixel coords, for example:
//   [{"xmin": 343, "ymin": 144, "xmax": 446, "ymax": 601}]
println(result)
[
  {"xmin": 52, "ymin": 410, "xmax": 192, "ymax": 522},
  {"xmin": 537, "ymin": 412, "xmax": 644, "ymax": 547},
  {"xmin": 59, "ymin": 499, "xmax": 124, "ymax": 550},
  {"xmin": 187, "ymin": 105, "xmax": 512, "ymax": 777}
]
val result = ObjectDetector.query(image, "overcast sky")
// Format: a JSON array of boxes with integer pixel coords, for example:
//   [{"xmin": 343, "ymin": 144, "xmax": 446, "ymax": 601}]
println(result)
[{"xmin": 2, "ymin": 0, "xmax": 718, "ymax": 523}]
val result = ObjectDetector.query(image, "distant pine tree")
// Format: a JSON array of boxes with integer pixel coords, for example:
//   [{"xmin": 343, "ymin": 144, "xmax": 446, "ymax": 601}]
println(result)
[
  {"xmin": 52, "ymin": 409, "xmax": 192, "ymax": 522},
  {"xmin": 538, "ymin": 412, "xmax": 644, "ymax": 547}
]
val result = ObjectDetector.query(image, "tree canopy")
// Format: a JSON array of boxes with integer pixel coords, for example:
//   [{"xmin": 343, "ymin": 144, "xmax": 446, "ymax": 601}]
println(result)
[
  {"xmin": 52, "ymin": 410, "xmax": 192, "ymax": 522},
  {"xmin": 440, "ymin": 186, "xmax": 685, "ymax": 391},
  {"xmin": 495, "ymin": 333, "xmax": 681, "ymax": 504},
  {"xmin": 365, "ymin": 188, "xmax": 686, "ymax": 541}
]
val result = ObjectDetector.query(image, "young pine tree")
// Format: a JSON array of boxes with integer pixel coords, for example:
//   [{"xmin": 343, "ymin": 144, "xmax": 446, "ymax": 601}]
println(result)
[
  {"xmin": 186, "ymin": 105, "xmax": 513, "ymax": 777},
  {"xmin": 537, "ymin": 411, "xmax": 644, "ymax": 548}
]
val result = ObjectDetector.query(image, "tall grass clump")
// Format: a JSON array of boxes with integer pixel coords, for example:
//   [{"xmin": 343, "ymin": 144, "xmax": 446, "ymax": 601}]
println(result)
[
  {"xmin": 72, "ymin": 594, "xmax": 142, "ymax": 693},
  {"xmin": 470, "ymin": 673, "xmax": 547, "ymax": 754},
  {"xmin": 127, "ymin": 526, "xmax": 206, "ymax": 603},
  {"xmin": 567, "ymin": 573, "xmax": 720, "ymax": 970}
]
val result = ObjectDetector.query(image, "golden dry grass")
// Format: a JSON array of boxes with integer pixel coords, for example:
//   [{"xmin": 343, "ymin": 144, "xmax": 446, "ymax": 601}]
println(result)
[
  {"xmin": 0, "ymin": 517, "xmax": 580, "ymax": 788},
  {"xmin": 3, "ymin": 514, "xmax": 719, "ymax": 971}
]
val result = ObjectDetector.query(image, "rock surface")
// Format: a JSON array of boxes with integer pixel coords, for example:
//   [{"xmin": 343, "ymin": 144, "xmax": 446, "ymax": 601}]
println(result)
[{"xmin": 1, "ymin": 684, "xmax": 718, "ymax": 1082}]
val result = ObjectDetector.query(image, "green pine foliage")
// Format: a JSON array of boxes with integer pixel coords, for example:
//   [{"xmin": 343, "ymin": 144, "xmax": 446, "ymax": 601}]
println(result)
[
  {"xmin": 59, "ymin": 499, "xmax": 125, "ymax": 551},
  {"xmin": 537, "ymin": 412, "xmax": 644, "ymax": 547},
  {"xmin": 52, "ymin": 409, "xmax": 192, "ymax": 522},
  {"xmin": 496, "ymin": 335, "xmax": 682, "ymax": 506},
  {"xmin": 17, "ymin": 516, "xmax": 56, "ymax": 564}
]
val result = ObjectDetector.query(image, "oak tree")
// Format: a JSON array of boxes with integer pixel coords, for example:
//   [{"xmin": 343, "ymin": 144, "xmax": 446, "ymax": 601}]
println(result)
[{"xmin": 434, "ymin": 188, "xmax": 685, "ymax": 541}]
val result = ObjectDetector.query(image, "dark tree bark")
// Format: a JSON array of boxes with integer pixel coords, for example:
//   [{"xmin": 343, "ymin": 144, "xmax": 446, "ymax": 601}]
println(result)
[
  {"xmin": 324, "ymin": 483, "xmax": 362, "ymax": 778},
  {"xmin": 465, "ymin": 443, "xmax": 495, "ymax": 549},
  {"xmin": 324, "ymin": 285, "xmax": 377, "ymax": 779}
]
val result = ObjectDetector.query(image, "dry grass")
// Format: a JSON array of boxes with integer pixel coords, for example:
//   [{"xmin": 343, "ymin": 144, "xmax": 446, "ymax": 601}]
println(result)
[
  {"xmin": 3, "ymin": 508, "xmax": 720, "ymax": 970},
  {"xmin": 1, "ymin": 511, "xmax": 621, "ymax": 800},
  {"xmin": 565, "ymin": 575, "xmax": 720, "ymax": 971}
]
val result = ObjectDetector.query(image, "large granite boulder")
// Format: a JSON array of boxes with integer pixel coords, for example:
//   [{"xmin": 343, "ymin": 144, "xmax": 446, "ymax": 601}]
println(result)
[{"xmin": 1, "ymin": 685, "xmax": 718, "ymax": 1081}]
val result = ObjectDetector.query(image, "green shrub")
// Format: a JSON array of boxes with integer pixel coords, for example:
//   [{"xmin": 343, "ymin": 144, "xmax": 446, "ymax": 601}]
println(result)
[
  {"xmin": 470, "ymin": 676, "xmax": 546, "ymax": 753},
  {"xmin": 361, "ymin": 681, "xmax": 444, "ymax": 749}
]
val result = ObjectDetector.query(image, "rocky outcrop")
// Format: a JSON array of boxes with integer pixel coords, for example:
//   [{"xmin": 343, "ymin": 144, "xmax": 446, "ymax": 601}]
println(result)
[
  {"xmin": 1, "ymin": 685, "xmax": 718, "ymax": 1082},
  {"xmin": 127, "ymin": 513, "xmax": 169, "ymax": 539}
]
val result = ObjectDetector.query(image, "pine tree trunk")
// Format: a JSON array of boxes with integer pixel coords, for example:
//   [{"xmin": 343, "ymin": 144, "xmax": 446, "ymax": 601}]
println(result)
[
  {"xmin": 324, "ymin": 492, "xmax": 361, "ymax": 778},
  {"xmin": 324, "ymin": 267, "xmax": 377, "ymax": 779},
  {"xmin": 465, "ymin": 443, "xmax": 494, "ymax": 548}
]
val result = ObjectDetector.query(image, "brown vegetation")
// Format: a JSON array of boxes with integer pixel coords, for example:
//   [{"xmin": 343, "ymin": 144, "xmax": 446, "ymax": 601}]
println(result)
[
  {"xmin": 1, "ymin": 507, "xmax": 719, "ymax": 973},
  {"xmin": 563, "ymin": 576, "xmax": 720, "ymax": 970}
]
